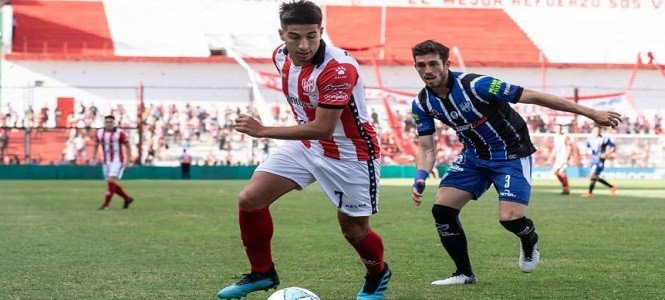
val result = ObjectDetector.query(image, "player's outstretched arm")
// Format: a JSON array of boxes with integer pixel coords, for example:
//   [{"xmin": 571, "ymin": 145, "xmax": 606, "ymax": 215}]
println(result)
[{"xmin": 518, "ymin": 88, "xmax": 622, "ymax": 128}]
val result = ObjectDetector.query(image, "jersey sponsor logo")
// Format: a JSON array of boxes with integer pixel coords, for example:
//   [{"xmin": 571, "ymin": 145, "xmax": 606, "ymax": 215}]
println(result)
[
  {"xmin": 450, "ymin": 111, "xmax": 459, "ymax": 119},
  {"xmin": 287, "ymin": 96, "xmax": 316, "ymax": 109},
  {"xmin": 411, "ymin": 113, "xmax": 420, "ymax": 122},
  {"xmin": 449, "ymin": 164, "xmax": 465, "ymax": 172},
  {"xmin": 488, "ymin": 78, "xmax": 502, "ymax": 96},
  {"xmin": 453, "ymin": 116, "xmax": 488, "ymax": 131},
  {"xmin": 500, "ymin": 189, "xmax": 517, "ymax": 197},
  {"xmin": 324, "ymin": 83, "xmax": 351, "ymax": 91},
  {"xmin": 301, "ymin": 78, "xmax": 315, "ymax": 93},
  {"xmin": 334, "ymin": 66, "xmax": 348, "ymax": 79},
  {"xmin": 324, "ymin": 90, "xmax": 349, "ymax": 102}
]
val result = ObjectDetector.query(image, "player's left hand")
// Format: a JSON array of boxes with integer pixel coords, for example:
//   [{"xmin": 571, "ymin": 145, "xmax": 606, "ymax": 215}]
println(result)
[
  {"xmin": 591, "ymin": 110, "xmax": 622, "ymax": 128},
  {"xmin": 234, "ymin": 114, "xmax": 265, "ymax": 137}
]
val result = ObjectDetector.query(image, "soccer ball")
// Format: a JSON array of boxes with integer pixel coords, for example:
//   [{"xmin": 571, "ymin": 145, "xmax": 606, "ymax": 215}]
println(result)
[{"xmin": 267, "ymin": 287, "xmax": 320, "ymax": 300}]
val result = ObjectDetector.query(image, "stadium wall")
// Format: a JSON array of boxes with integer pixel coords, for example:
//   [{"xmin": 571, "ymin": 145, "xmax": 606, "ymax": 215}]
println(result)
[
  {"xmin": 1, "ymin": 165, "xmax": 664, "ymax": 180},
  {"xmin": 0, "ymin": 164, "xmax": 447, "ymax": 180}
]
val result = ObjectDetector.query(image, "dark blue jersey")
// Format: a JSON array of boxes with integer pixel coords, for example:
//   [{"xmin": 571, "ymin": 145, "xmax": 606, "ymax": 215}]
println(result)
[
  {"xmin": 586, "ymin": 135, "xmax": 614, "ymax": 164},
  {"xmin": 411, "ymin": 71, "xmax": 537, "ymax": 160}
]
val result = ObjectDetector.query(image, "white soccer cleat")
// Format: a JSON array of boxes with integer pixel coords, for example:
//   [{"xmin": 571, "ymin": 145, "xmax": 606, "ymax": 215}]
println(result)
[
  {"xmin": 431, "ymin": 274, "xmax": 477, "ymax": 285},
  {"xmin": 519, "ymin": 242, "xmax": 540, "ymax": 273}
]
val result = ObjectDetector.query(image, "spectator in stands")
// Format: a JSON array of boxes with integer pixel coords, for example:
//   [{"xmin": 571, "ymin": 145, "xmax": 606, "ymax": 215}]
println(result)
[
  {"xmin": 409, "ymin": 39, "xmax": 622, "ymax": 286},
  {"xmin": 0, "ymin": 129, "xmax": 8, "ymax": 164},
  {"xmin": 180, "ymin": 149, "xmax": 192, "ymax": 179}
]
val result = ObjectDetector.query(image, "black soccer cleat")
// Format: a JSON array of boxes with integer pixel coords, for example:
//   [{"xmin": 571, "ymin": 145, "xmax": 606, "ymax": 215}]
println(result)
[{"xmin": 123, "ymin": 198, "xmax": 134, "ymax": 209}]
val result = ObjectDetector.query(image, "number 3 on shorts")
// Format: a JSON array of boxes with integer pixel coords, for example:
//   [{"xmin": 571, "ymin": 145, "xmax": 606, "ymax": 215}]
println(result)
[{"xmin": 504, "ymin": 175, "xmax": 511, "ymax": 188}]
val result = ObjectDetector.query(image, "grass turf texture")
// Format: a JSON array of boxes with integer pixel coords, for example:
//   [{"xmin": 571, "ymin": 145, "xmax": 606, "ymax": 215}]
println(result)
[{"xmin": 1, "ymin": 179, "xmax": 663, "ymax": 299}]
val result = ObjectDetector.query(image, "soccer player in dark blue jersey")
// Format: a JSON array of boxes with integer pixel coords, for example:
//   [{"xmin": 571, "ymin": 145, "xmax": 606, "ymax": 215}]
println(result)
[
  {"xmin": 581, "ymin": 126, "xmax": 617, "ymax": 197},
  {"xmin": 409, "ymin": 40, "xmax": 622, "ymax": 285}
]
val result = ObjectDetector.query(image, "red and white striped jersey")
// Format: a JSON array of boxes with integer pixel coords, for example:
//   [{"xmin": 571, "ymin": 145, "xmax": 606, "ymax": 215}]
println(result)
[
  {"xmin": 272, "ymin": 40, "xmax": 381, "ymax": 161},
  {"xmin": 96, "ymin": 128, "xmax": 128, "ymax": 163}
]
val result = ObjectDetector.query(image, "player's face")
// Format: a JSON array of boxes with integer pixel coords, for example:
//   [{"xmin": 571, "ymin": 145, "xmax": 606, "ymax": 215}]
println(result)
[
  {"xmin": 414, "ymin": 54, "xmax": 449, "ymax": 90},
  {"xmin": 279, "ymin": 24, "xmax": 323, "ymax": 66},
  {"xmin": 104, "ymin": 118, "xmax": 115, "ymax": 130}
]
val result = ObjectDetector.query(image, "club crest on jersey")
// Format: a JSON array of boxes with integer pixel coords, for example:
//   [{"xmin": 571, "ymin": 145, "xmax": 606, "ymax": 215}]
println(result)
[
  {"xmin": 335, "ymin": 66, "xmax": 346, "ymax": 75},
  {"xmin": 459, "ymin": 101, "xmax": 472, "ymax": 113},
  {"xmin": 301, "ymin": 78, "xmax": 315, "ymax": 93}
]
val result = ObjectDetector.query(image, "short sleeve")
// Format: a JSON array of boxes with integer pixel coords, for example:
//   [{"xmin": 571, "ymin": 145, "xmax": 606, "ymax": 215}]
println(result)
[
  {"xmin": 412, "ymin": 100, "xmax": 435, "ymax": 136},
  {"xmin": 317, "ymin": 63, "xmax": 359, "ymax": 108},
  {"xmin": 473, "ymin": 76, "xmax": 523, "ymax": 104}
]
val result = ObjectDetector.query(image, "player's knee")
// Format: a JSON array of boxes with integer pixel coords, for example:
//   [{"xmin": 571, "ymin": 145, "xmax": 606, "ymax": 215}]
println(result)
[
  {"xmin": 500, "ymin": 216, "xmax": 535, "ymax": 236},
  {"xmin": 432, "ymin": 205, "xmax": 463, "ymax": 239},
  {"xmin": 341, "ymin": 226, "xmax": 369, "ymax": 244},
  {"xmin": 431, "ymin": 204, "xmax": 460, "ymax": 223},
  {"xmin": 237, "ymin": 189, "xmax": 267, "ymax": 210}
]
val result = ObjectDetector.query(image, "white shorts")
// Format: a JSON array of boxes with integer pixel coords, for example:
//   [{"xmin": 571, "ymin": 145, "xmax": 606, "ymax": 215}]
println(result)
[
  {"xmin": 103, "ymin": 162, "xmax": 125, "ymax": 179},
  {"xmin": 255, "ymin": 141, "xmax": 381, "ymax": 217},
  {"xmin": 552, "ymin": 155, "xmax": 568, "ymax": 172}
]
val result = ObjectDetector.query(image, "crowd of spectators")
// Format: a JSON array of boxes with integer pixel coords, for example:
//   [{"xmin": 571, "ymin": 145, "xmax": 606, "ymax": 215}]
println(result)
[{"xmin": 0, "ymin": 100, "xmax": 663, "ymax": 168}]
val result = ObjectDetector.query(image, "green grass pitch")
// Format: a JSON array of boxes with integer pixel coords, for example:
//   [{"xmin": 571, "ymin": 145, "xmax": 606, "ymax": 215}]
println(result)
[{"xmin": 1, "ymin": 179, "xmax": 664, "ymax": 299}]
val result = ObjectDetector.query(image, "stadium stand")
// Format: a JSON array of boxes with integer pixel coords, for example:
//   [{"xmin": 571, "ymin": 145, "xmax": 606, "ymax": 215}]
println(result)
[
  {"xmin": 326, "ymin": 6, "xmax": 541, "ymax": 66},
  {"xmin": 10, "ymin": 0, "xmax": 114, "ymax": 57}
]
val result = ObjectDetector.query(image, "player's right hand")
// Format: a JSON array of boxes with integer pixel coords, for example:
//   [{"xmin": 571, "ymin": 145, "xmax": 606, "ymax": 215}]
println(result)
[{"xmin": 412, "ymin": 179, "xmax": 426, "ymax": 206}]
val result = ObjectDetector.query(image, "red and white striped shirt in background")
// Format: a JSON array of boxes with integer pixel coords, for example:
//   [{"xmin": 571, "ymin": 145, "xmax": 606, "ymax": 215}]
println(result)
[
  {"xmin": 96, "ymin": 128, "xmax": 128, "ymax": 163},
  {"xmin": 272, "ymin": 40, "xmax": 381, "ymax": 161}
]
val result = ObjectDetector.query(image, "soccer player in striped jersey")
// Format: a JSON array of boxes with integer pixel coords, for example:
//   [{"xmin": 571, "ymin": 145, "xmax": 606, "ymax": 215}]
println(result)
[
  {"xmin": 409, "ymin": 40, "xmax": 622, "ymax": 285},
  {"xmin": 217, "ymin": 1, "xmax": 390, "ymax": 299},
  {"xmin": 581, "ymin": 126, "xmax": 617, "ymax": 197},
  {"xmin": 92, "ymin": 115, "xmax": 134, "ymax": 210}
]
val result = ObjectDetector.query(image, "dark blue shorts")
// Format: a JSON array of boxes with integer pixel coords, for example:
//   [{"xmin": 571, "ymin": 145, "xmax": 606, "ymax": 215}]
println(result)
[
  {"xmin": 590, "ymin": 161, "xmax": 605, "ymax": 175},
  {"xmin": 439, "ymin": 153, "xmax": 533, "ymax": 205}
]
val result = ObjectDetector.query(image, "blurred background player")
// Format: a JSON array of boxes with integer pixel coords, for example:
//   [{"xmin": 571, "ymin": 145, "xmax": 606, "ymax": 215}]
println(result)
[
  {"xmin": 216, "ymin": 1, "xmax": 390, "ymax": 300},
  {"xmin": 547, "ymin": 124, "xmax": 573, "ymax": 195},
  {"xmin": 92, "ymin": 115, "xmax": 134, "ymax": 210},
  {"xmin": 409, "ymin": 40, "xmax": 622, "ymax": 286},
  {"xmin": 180, "ymin": 149, "xmax": 192, "ymax": 179},
  {"xmin": 582, "ymin": 126, "xmax": 617, "ymax": 197}
]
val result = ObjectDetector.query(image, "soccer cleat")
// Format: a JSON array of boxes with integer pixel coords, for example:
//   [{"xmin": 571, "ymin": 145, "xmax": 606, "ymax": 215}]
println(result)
[
  {"xmin": 519, "ymin": 242, "xmax": 540, "ymax": 273},
  {"xmin": 581, "ymin": 192, "xmax": 592, "ymax": 198},
  {"xmin": 123, "ymin": 198, "xmax": 134, "ymax": 209},
  {"xmin": 357, "ymin": 262, "xmax": 392, "ymax": 300},
  {"xmin": 217, "ymin": 266, "xmax": 280, "ymax": 299},
  {"xmin": 98, "ymin": 205, "xmax": 109, "ymax": 210},
  {"xmin": 560, "ymin": 190, "xmax": 570, "ymax": 195},
  {"xmin": 431, "ymin": 273, "xmax": 477, "ymax": 285},
  {"xmin": 610, "ymin": 186, "xmax": 617, "ymax": 196}
]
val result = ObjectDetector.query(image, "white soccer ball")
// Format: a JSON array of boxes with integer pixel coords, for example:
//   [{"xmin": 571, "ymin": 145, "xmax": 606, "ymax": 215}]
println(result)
[{"xmin": 267, "ymin": 287, "xmax": 321, "ymax": 300}]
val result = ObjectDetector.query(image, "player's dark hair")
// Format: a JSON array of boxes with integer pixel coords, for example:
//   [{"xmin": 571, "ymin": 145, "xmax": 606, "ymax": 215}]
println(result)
[
  {"xmin": 412, "ymin": 39, "xmax": 450, "ymax": 62},
  {"xmin": 279, "ymin": 0, "xmax": 322, "ymax": 28},
  {"xmin": 104, "ymin": 115, "xmax": 115, "ymax": 120}
]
